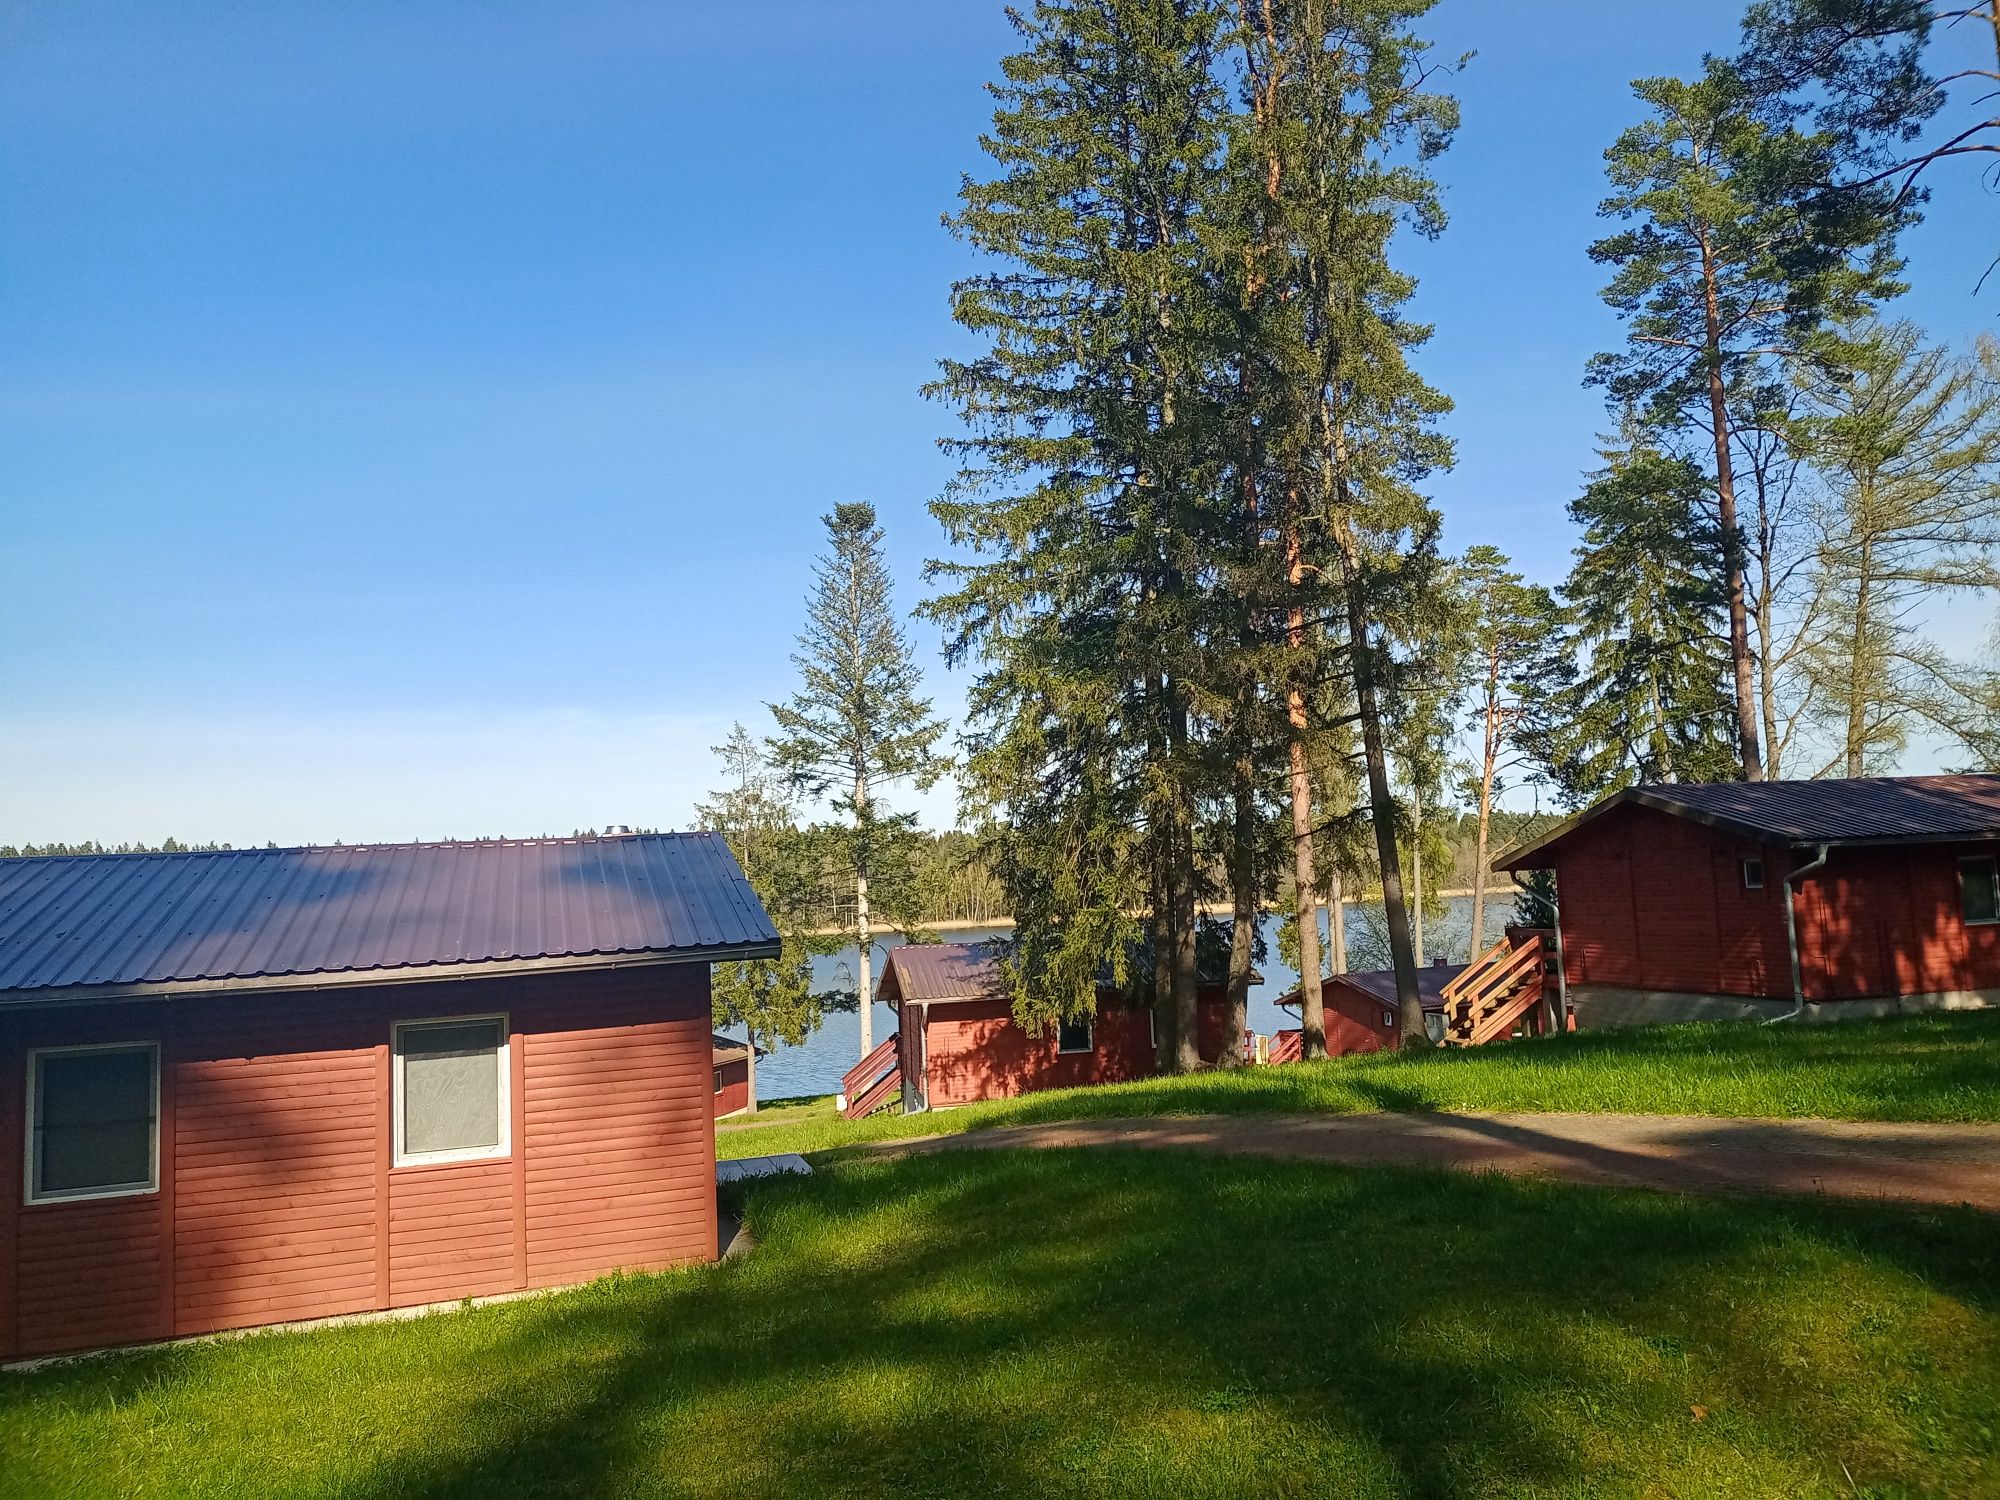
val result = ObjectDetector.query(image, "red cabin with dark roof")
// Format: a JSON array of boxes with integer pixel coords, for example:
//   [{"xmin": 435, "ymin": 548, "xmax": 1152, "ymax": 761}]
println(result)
[
  {"xmin": 1274, "ymin": 965, "xmax": 1459, "ymax": 1055},
  {"xmin": 876, "ymin": 943, "xmax": 1235, "ymax": 1111},
  {"xmin": 1495, "ymin": 774, "xmax": 2000, "ymax": 1026},
  {"xmin": 0, "ymin": 833, "xmax": 778, "ymax": 1358}
]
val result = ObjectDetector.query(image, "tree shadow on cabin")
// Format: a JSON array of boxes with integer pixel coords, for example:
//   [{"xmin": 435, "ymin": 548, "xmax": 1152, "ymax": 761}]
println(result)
[{"xmin": 203, "ymin": 1150, "xmax": 2000, "ymax": 1499}]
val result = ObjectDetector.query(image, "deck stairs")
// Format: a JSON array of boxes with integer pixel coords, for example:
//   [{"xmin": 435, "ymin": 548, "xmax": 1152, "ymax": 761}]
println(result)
[
  {"xmin": 841, "ymin": 1035, "xmax": 902, "ymax": 1120},
  {"xmin": 1265, "ymin": 1029, "xmax": 1304, "ymax": 1065},
  {"xmin": 1440, "ymin": 935, "xmax": 1549, "ymax": 1046}
]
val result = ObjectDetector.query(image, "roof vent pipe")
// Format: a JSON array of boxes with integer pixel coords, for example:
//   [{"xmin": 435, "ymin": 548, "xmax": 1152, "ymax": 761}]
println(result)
[{"xmin": 1770, "ymin": 843, "xmax": 1832, "ymax": 1026}]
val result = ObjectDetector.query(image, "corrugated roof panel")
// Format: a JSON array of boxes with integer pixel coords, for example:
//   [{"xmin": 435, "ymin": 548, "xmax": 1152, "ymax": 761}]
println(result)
[{"xmin": 0, "ymin": 833, "xmax": 778, "ymax": 997}]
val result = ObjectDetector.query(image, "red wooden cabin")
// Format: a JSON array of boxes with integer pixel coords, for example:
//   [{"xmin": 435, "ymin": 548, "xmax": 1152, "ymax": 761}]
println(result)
[
  {"xmin": 856, "ymin": 943, "xmax": 1234, "ymax": 1114},
  {"xmin": 0, "ymin": 833, "xmax": 778, "ymax": 1358},
  {"xmin": 1495, "ymin": 774, "xmax": 2000, "ymax": 1026},
  {"xmin": 1274, "ymin": 965, "xmax": 1459, "ymax": 1056},
  {"xmin": 711, "ymin": 1034, "xmax": 752, "ymax": 1118}
]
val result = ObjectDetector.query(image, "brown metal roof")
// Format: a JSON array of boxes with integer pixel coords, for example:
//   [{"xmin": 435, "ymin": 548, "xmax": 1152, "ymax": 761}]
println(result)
[
  {"xmin": 877, "ymin": 943, "xmax": 1007, "ymax": 1006},
  {"xmin": 1276, "ymin": 965, "xmax": 1460, "ymax": 1014},
  {"xmin": 711, "ymin": 1032, "xmax": 751, "ymax": 1066},
  {"xmin": 1494, "ymin": 774, "xmax": 2000, "ymax": 871},
  {"xmin": 0, "ymin": 833, "xmax": 779, "ymax": 1001}
]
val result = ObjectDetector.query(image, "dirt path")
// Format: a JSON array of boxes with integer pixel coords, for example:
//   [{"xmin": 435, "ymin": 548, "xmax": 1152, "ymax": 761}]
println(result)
[{"xmin": 844, "ymin": 1112, "xmax": 2000, "ymax": 1212}]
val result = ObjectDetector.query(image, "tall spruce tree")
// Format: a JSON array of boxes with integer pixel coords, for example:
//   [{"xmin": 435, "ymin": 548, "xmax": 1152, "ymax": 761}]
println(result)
[
  {"xmin": 927, "ymin": 0, "xmax": 1234, "ymax": 1071},
  {"xmin": 1235, "ymin": 0, "xmax": 1459, "ymax": 1048},
  {"xmin": 769, "ymin": 503, "xmax": 948, "ymax": 1062},
  {"xmin": 1588, "ymin": 55, "xmax": 1914, "ymax": 781},
  {"xmin": 1527, "ymin": 438, "xmax": 1742, "ymax": 804}
]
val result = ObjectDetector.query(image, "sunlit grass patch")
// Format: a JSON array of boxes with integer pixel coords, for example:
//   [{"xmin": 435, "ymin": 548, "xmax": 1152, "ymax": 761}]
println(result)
[
  {"xmin": 717, "ymin": 1010, "xmax": 2000, "ymax": 1160},
  {"xmin": 3, "ymin": 1149, "xmax": 1994, "ymax": 1499}
]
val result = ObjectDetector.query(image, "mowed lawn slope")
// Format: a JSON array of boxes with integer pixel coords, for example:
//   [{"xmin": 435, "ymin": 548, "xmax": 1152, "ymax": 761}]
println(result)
[
  {"xmin": 2, "ymin": 1151, "xmax": 1994, "ymax": 1498},
  {"xmin": 719, "ymin": 1009, "xmax": 2000, "ymax": 1159}
]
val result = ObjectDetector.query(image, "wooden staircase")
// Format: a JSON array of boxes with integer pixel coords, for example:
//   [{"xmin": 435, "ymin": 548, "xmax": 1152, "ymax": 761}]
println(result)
[
  {"xmin": 1440, "ymin": 934, "xmax": 1549, "ymax": 1046},
  {"xmin": 1266, "ymin": 1029, "xmax": 1304, "ymax": 1065},
  {"xmin": 841, "ymin": 1035, "xmax": 901, "ymax": 1120}
]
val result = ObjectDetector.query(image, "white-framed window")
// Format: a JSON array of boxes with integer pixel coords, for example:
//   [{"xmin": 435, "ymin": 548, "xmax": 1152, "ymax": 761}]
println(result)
[
  {"xmin": 1741, "ymin": 858, "xmax": 1766, "ymax": 891},
  {"xmin": 1056, "ymin": 1016, "xmax": 1094, "ymax": 1055},
  {"xmin": 1961, "ymin": 856, "xmax": 2000, "ymax": 925},
  {"xmin": 392, "ymin": 1015, "xmax": 509, "ymax": 1167},
  {"xmin": 1382, "ymin": 1011, "xmax": 1395, "ymax": 1030},
  {"xmin": 714, "ymin": 1067, "xmax": 725, "ymax": 1094},
  {"xmin": 26, "ymin": 1042, "xmax": 159, "ymax": 1205}
]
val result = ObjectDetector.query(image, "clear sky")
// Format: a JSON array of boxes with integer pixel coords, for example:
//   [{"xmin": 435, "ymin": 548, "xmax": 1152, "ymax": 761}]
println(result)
[{"xmin": 2, "ymin": 1, "xmax": 1992, "ymax": 847}]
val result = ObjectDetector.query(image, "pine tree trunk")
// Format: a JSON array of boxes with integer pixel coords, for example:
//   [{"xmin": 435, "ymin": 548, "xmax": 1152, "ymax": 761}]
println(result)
[
  {"xmin": 1168, "ymin": 692, "xmax": 1201, "ymax": 1074},
  {"xmin": 1285, "ymin": 521, "xmax": 1327, "ymax": 1060},
  {"xmin": 1699, "ymin": 225, "xmax": 1765, "ymax": 782},
  {"xmin": 1410, "ymin": 774, "xmax": 1426, "ymax": 968},
  {"xmin": 1223, "ymin": 716, "xmax": 1256, "ymax": 1067},
  {"xmin": 744, "ymin": 1024, "xmax": 757, "ymax": 1116},
  {"xmin": 1344, "ymin": 568, "xmax": 1426, "ymax": 1044},
  {"xmin": 1172, "ymin": 816, "xmax": 1201, "ymax": 1072},
  {"xmin": 1327, "ymin": 865, "xmax": 1346, "ymax": 975}
]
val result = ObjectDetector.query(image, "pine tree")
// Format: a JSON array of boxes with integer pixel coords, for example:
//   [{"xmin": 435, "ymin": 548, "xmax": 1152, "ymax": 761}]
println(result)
[
  {"xmin": 769, "ymin": 503, "xmax": 948, "ymax": 1062},
  {"xmin": 1235, "ymin": 0, "xmax": 1460, "ymax": 1049},
  {"xmin": 1588, "ymin": 55, "xmax": 1915, "ymax": 780}
]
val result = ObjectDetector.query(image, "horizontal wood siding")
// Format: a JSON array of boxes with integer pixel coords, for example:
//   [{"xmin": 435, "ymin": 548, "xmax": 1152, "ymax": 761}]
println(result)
[
  {"xmin": 520, "ymin": 967, "xmax": 715, "ymax": 1288},
  {"xmin": 0, "ymin": 962, "xmax": 719, "ymax": 1357},
  {"xmin": 1558, "ymin": 812, "xmax": 1641, "ymax": 989},
  {"xmin": 389, "ymin": 1160, "xmax": 517, "ymax": 1306},
  {"xmin": 174, "ymin": 998, "xmax": 380, "ymax": 1334},
  {"xmin": 713, "ymin": 1057, "xmax": 749, "ymax": 1116},
  {"xmin": 1322, "ymin": 983, "xmax": 1398, "ymax": 1057},
  {"xmin": 1554, "ymin": 808, "xmax": 2000, "ymax": 1006},
  {"xmin": 920, "ymin": 989, "xmax": 1230, "ymax": 1108}
]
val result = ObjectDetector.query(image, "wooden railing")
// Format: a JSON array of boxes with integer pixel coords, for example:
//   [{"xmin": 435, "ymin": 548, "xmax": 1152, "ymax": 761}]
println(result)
[
  {"xmin": 841, "ymin": 1036, "xmax": 901, "ymax": 1120},
  {"xmin": 1266, "ymin": 1030, "xmax": 1303, "ymax": 1065},
  {"xmin": 1441, "ymin": 935, "xmax": 1547, "ymax": 1046}
]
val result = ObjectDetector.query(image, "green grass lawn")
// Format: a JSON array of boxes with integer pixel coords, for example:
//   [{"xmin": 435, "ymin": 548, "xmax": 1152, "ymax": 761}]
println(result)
[
  {"xmin": 716, "ymin": 1093, "xmax": 838, "ymax": 1133},
  {"xmin": 721, "ymin": 1009, "xmax": 2000, "ymax": 1160},
  {"xmin": 3, "ymin": 1150, "xmax": 1994, "ymax": 1498}
]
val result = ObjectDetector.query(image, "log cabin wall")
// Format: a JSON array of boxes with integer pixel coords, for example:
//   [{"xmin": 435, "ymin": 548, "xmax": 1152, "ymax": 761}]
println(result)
[{"xmin": 0, "ymin": 960, "xmax": 717, "ymax": 1359}]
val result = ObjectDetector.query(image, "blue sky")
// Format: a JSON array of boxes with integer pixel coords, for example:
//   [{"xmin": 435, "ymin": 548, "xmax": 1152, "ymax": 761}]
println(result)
[{"xmin": 2, "ymin": 0, "xmax": 1992, "ymax": 846}]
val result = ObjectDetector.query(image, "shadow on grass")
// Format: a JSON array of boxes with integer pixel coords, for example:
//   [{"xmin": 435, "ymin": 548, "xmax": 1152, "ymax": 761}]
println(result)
[{"xmin": 13, "ymin": 1149, "xmax": 1992, "ymax": 1499}]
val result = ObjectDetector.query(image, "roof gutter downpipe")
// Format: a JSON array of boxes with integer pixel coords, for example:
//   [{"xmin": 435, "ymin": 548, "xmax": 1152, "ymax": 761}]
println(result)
[{"xmin": 1771, "ymin": 843, "xmax": 1832, "ymax": 1026}]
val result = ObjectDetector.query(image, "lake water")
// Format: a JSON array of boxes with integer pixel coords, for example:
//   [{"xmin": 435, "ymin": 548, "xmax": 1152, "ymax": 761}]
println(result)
[{"xmin": 733, "ymin": 895, "xmax": 1517, "ymax": 1102}]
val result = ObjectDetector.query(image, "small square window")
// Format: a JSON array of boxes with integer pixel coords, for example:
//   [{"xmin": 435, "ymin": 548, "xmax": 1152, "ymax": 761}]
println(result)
[
  {"xmin": 1056, "ymin": 1016, "xmax": 1094, "ymax": 1054},
  {"xmin": 27, "ymin": 1043, "xmax": 159, "ymax": 1204},
  {"xmin": 1961, "ymin": 856, "xmax": 1999, "ymax": 925},
  {"xmin": 1741, "ymin": 859, "xmax": 1766, "ymax": 891},
  {"xmin": 394, "ymin": 1016, "xmax": 508, "ymax": 1166}
]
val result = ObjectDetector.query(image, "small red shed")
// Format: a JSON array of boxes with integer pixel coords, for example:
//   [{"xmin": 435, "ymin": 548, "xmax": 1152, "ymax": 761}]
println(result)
[
  {"xmin": 1495, "ymin": 774, "xmax": 2000, "ymax": 1026},
  {"xmin": 711, "ymin": 1033, "xmax": 752, "ymax": 1118},
  {"xmin": 1274, "ymin": 965, "xmax": 1459, "ymax": 1056},
  {"xmin": 877, "ymin": 943, "xmax": 1235, "ymax": 1111},
  {"xmin": 0, "ymin": 833, "xmax": 778, "ymax": 1358}
]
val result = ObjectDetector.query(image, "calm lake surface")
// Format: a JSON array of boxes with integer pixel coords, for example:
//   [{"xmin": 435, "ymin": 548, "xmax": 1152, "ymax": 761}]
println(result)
[{"xmin": 735, "ymin": 895, "xmax": 1517, "ymax": 1102}]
